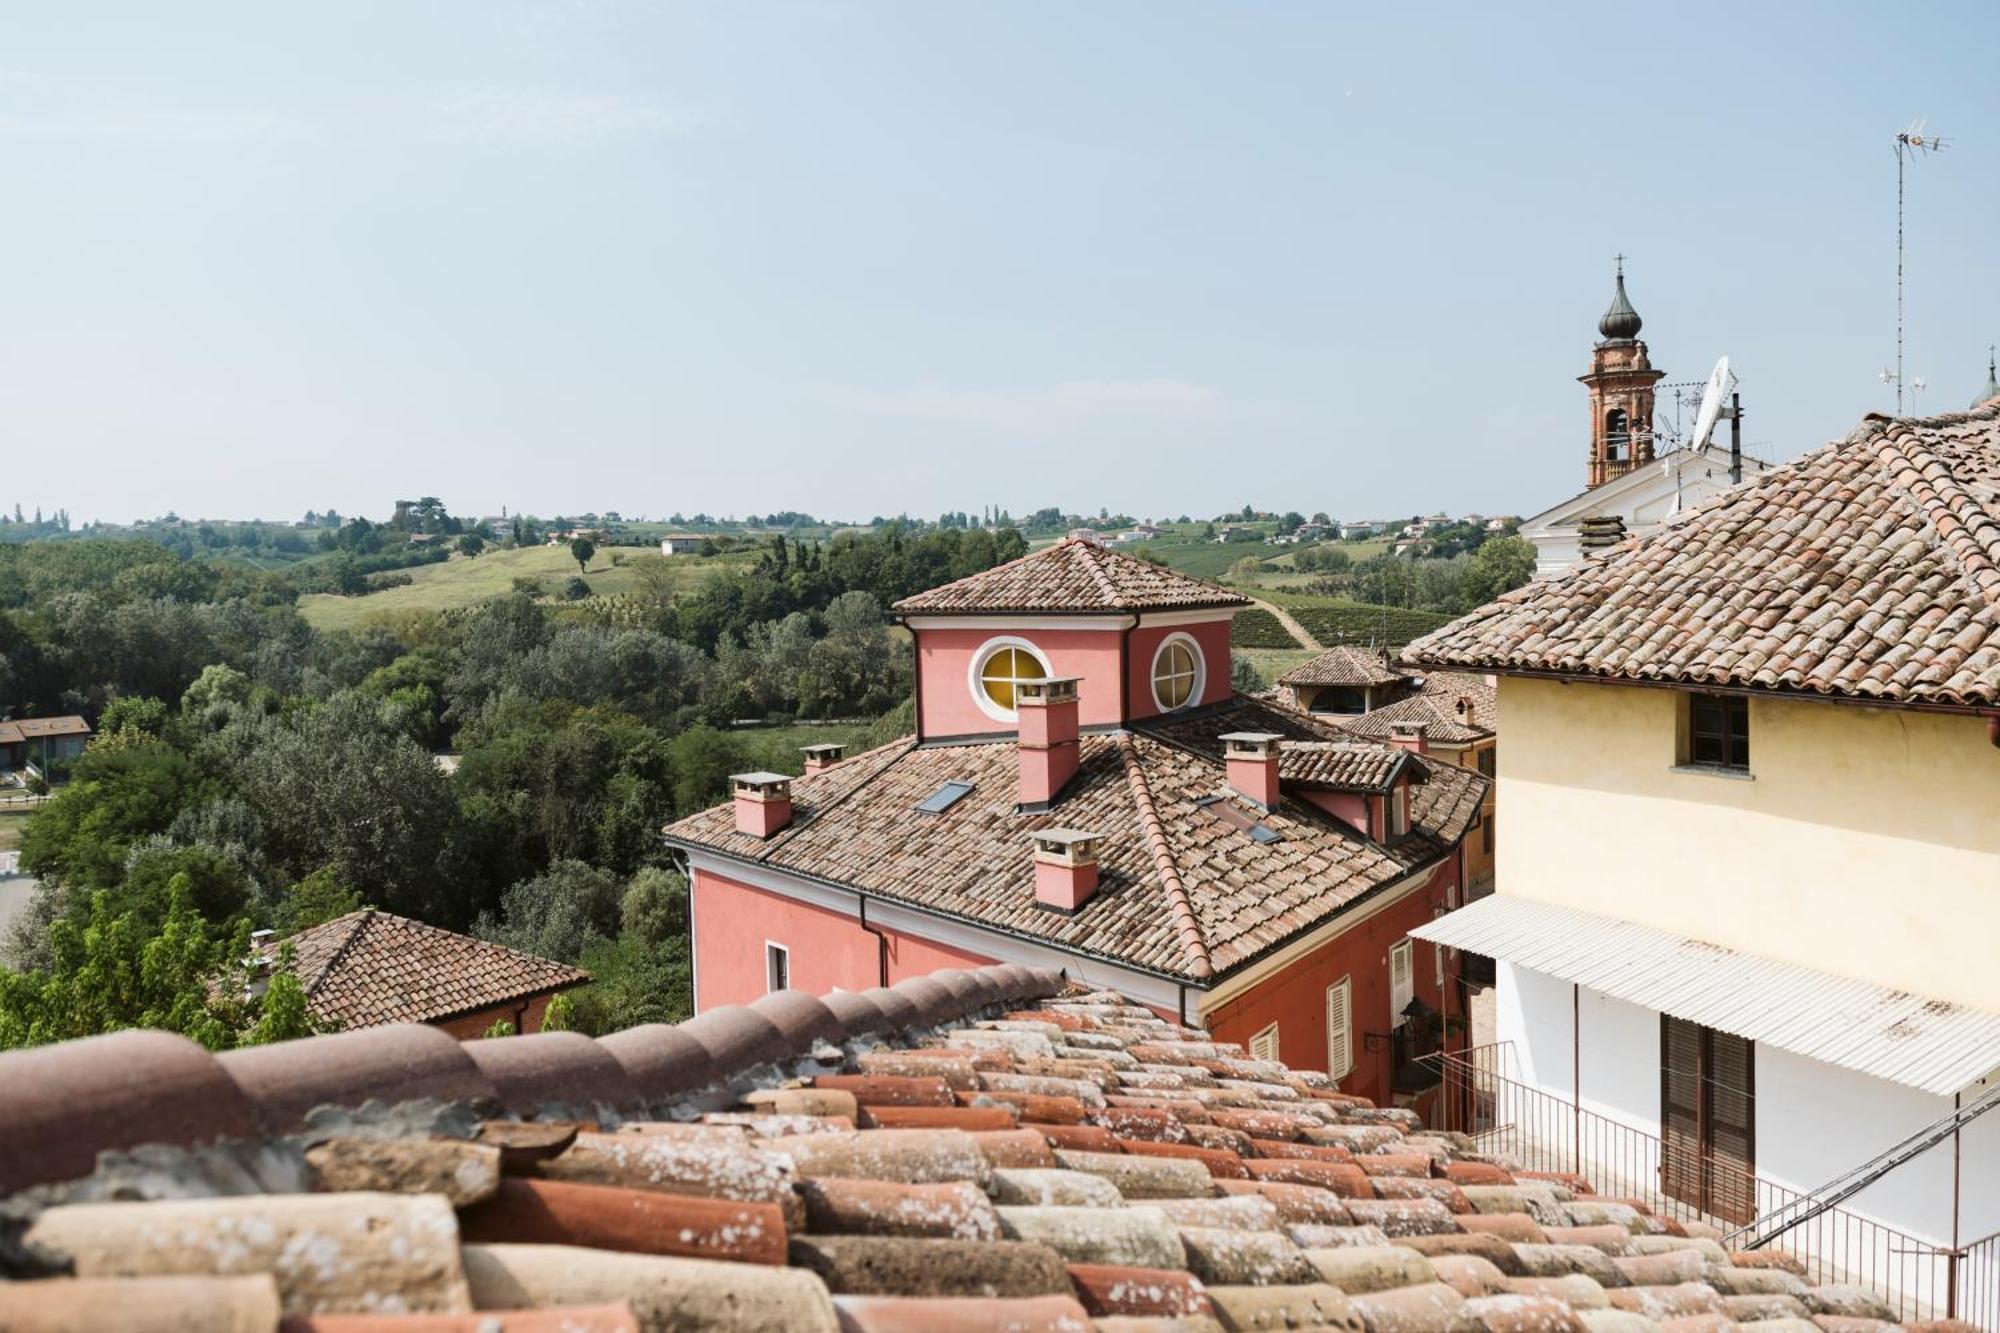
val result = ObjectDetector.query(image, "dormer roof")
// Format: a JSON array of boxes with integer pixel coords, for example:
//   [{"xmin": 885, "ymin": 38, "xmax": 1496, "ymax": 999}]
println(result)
[{"xmin": 893, "ymin": 537, "xmax": 1250, "ymax": 616}]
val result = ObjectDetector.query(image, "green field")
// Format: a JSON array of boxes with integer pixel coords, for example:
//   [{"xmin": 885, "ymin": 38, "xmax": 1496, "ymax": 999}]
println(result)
[
  {"xmin": 0, "ymin": 811, "xmax": 28, "ymax": 853},
  {"xmin": 1234, "ymin": 648, "xmax": 1320, "ymax": 689},
  {"xmin": 297, "ymin": 545, "xmax": 749, "ymax": 632}
]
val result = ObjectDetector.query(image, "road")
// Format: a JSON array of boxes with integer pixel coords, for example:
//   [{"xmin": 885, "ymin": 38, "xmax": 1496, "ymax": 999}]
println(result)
[{"xmin": 1247, "ymin": 596, "xmax": 1323, "ymax": 651}]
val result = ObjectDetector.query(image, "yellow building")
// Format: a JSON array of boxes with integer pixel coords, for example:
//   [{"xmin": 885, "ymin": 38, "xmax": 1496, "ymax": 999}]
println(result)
[{"xmin": 1408, "ymin": 402, "xmax": 2000, "ymax": 1290}]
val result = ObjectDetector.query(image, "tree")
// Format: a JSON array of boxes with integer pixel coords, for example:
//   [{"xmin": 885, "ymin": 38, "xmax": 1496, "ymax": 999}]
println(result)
[
  {"xmin": 1230, "ymin": 652, "xmax": 1261, "ymax": 693},
  {"xmin": 1277, "ymin": 512, "xmax": 1306, "ymax": 535},
  {"xmin": 278, "ymin": 865, "xmax": 364, "ymax": 934},
  {"xmin": 1461, "ymin": 535, "xmax": 1536, "ymax": 606},
  {"xmin": 20, "ymin": 742, "xmax": 217, "ymax": 892},
  {"xmin": 457, "ymin": 532, "xmax": 486, "ymax": 558},
  {"xmin": 540, "ymin": 992, "xmax": 578, "ymax": 1031},
  {"xmin": 476, "ymin": 859, "xmax": 624, "ymax": 963},
  {"xmin": 0, "ymin": 879, "xmax": 287, "ymax": 1051},
  {"xmin": 569, "ymin": 536, "xmax": 596, "ymax": 575}
]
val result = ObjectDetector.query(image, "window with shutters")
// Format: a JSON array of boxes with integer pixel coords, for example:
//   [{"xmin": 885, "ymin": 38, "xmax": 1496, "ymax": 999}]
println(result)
[
  {"xmin": 1248, "ymin": 1023, "xmax": 1280, "ymax": 1063},
  {"xmin": 1325, "ymin": 977, "xmax": 1353, "ymax": 1081},
  {"xmin": 1660, "ymin": 1014, "xmax": 1757, "ymax": 1224},
  {"xmin": 1389, "ymin": 940, "xmax": 1414, "ymax": 1027}
]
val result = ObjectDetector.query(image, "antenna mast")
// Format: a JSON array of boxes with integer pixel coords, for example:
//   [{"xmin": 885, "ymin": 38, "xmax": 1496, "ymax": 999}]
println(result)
[{"xmin": 1888, "ymin": 122, "xmax": 1947, "ymax": 415}]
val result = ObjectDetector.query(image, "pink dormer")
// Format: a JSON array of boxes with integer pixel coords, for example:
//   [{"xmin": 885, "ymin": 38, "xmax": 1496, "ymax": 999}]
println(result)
[{"xmin": 892, "ymin": 537, "xmax": 1250, "ymax": 739}]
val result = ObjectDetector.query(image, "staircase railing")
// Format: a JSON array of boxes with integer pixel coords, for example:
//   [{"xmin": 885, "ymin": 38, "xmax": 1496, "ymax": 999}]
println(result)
[{"xmin": 1422, "ymin": 1045, "xmax": 1984, "ymax": 1325}]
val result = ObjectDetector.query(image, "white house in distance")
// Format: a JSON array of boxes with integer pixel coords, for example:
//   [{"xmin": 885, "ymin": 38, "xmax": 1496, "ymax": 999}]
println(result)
[
  {"xmin": 1407, "ymin": 400, "xmax": 2000, "ymax": 1301},
  {"xmin": 1520, "ymin": 266, "xmax": 1769, "ymax": 577}
]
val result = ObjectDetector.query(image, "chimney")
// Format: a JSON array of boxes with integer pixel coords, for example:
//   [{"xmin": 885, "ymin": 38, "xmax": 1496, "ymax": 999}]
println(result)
[
  {"xmin": 1578, "ymin": 515, "xmax": 1627, "ymax": 553},
  {"xmin": 1029, "ymin": 829, "xmax": 1103, "ymax": 913},
  {"xmin": 800, "ymin": 742, "xmax": 845, "ymax": 774},
  {"xmin": 1219, "ymin": 732, "xmax": 1284, "ymax": 810},
  {"xmin": 731, "ymin": 772, "xmax": 794, "ymax": 838},
  {"xmin": 1388, "ymin": 722, "xmax": 1430, "ymax": 756},
  {"xmin": 1017, "ymin": 676, "xmax": 1081, "ymax": 812}
]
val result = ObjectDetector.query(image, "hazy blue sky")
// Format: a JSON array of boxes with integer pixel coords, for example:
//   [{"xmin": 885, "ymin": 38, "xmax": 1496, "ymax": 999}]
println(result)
[{"xmin": 5, "ymin": 2, "xmax": 1997, "ymax": 526}]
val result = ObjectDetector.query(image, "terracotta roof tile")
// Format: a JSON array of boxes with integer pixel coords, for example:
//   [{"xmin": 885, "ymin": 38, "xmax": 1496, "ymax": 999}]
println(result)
[
  {"xmin": 1408, "ymin": 404, "xmax": 2000, "ymax": 707},
  {"xmin": 0, "ymin": 965, "xmax": 1945, "ymax": 1326},
  {"xmin": 269, "ymin": 910, "xmax": 590, "ymax": 1029},
  {"xmin": 1278, "ymin": 645, "xmax": 1405, "ymax": 688},
  {"xmin": 664, "ymin": 698, "xmax": 1484, "ymax": 980},
  {"xmin": 893, "ymin": 537, "xmax": 1250, "ymax": 615}
]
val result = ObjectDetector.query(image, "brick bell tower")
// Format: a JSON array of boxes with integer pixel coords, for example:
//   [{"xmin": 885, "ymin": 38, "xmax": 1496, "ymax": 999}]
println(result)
[{"xmin": 1580, "ymin": 257, "xmax": 1665, "ymax": 488}]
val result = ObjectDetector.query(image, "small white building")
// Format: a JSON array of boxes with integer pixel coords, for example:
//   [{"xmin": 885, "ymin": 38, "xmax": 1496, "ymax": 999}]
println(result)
[
  {"xmin": 659, "ymin": 535, "xmax": 711, "ymax": 555},
  {"xmin": 1519, "ymin": 443, "xmax": 1769, "ymax": 576}
]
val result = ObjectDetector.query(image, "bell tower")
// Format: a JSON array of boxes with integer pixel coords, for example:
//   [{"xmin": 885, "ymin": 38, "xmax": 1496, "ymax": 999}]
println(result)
[{"xmin": 1579, "ymin": 257, "xmax": 1665, "ymax": 488}]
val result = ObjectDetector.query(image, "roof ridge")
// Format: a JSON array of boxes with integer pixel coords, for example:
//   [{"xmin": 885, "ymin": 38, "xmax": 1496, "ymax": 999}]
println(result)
[
  {"xmin": 1873, "ymin": 419, "xmax": 2000, "ymax": 607},
  {"xmin": 293, "ymin": 910, "xmax": 378, "ymax": 1003},
  {"xmin": 1115, "ymin": 732, "xmax": 1213, "ymax": 980},
  {"xmin": 1076, "ymin": 541, "xmax": 1124, "ymax": 604}
]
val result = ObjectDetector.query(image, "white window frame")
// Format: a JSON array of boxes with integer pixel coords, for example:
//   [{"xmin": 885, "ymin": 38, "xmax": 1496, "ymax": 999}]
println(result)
[
  {"xmin": 1389, "ymin": 939, "xmax": 1414, "ymax": 1028},
  {"xmin": 966, "ymin": 636, "xmax": 1054, "ymax": 724},
  {"xmin": 764, "ymin": 941, "xmax": 790, "ymax": 993},
  {"xmin": 1248, "ymin": 1022, "xmax": 1280, "ymax": 1063},
  {"xmin": 1326, "ymin": 976, "xmax": 1353, "ymax": 1082},
  {"xmin": 1148, "ymin": 632, "xmax": 1207, "ymax": 713}
]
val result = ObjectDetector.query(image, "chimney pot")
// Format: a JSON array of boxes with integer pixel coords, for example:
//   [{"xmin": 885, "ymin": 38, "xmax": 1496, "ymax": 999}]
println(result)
[
  {"xmin": 1388, "ymin": 722, "xmax": 1430, "ymax": 756},
  {"xmin": 1219, "ymin": 731, "xmax": 1284, "ymax": 810},
  {"xmin": 1018, "ymin": 676, "xmax": 1083, "ymax": 811},
  {"xmin": 1030, "ymin": 828, "xmax": 1103, "ymax": 913},
  {"xmin": 731, "ymin": 771, "xmax": 794, "ymax": 838},
  {"xmin": 800, "ymin": 742, "xmax": 846, "ymax": 774}
]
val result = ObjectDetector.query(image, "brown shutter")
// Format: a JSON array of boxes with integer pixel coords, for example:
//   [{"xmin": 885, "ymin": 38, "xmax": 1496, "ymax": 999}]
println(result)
[
  {"xmin": 1660, "ymin": 1015, "xmax": 1704, "ymax": 1209},
  {"xmin": 1704, "ymin": 1031, "xmax": 1757, "ymax": 1224}
]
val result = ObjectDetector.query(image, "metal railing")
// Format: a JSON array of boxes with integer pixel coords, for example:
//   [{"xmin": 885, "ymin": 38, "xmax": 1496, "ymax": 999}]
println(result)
[{"xmin": 1423, "ymin": 1044, "xmax": 1992, "ymax": 1326}]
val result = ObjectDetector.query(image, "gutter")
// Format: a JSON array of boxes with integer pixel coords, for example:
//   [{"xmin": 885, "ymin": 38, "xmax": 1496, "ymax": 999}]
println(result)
[{"xmin": 1406, "ymin": 663, "xmax": 2000, "ymax": 722}]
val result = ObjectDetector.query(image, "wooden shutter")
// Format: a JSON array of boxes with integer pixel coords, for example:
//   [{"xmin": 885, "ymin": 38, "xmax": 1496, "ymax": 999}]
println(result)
[
  {"xmin": 1249, "ymin": 1024, "xmax": 1280, "ymax": 1063},
  {"xmin": 1659, "ymin": 1014, "xmax": 1756, "ymax": 1223},
  {"xmin": 1705, "ymin": 1031, "xmax": 1757, "ymax": 1224},
  {"xmin": 1389, "ymin": 941, "xmax": 1414, "ymax": 1027},
  {"xmin": 1660, "ymin": 1014, "xmax": 1704, "ymax": 1210},
  {"xmin": 1326, "ymin": 978, "xmax": 1353, "ymax": 1081}
]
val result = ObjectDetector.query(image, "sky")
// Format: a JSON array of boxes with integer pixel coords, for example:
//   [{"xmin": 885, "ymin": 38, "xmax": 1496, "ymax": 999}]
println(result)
[{"xmin": 3, "ymin": 2, "xmax": 1997, "ymax": 527}]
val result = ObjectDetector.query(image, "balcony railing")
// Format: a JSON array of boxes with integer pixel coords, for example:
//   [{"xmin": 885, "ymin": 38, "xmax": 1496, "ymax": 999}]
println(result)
[{"xmin": 1421, "ymin": 1044, "xmax": 1995, "ymax": 1327}]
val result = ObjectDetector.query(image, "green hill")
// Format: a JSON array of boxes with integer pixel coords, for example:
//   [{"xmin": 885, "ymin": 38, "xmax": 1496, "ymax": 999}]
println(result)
[{"xmin": 296, "ymin": 545, "xmax": 747, "ymax": 632}]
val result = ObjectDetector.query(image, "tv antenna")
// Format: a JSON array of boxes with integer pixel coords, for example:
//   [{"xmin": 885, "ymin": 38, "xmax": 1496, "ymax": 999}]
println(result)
[{"xmin": 1889, "ymin": 120, "xmax": 1948, "ymax": 415}]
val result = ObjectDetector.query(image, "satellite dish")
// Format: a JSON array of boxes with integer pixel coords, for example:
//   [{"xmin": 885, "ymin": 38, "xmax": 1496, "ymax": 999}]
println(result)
[{"xmin": 1690, "ymin": 356, "xmax": 1733, "ymax": 452}]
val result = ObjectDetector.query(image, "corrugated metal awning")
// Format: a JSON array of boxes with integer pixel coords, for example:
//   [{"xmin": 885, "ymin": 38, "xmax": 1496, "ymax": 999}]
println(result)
[{"xmin": 1413, "ymin": 896, "xmax": 2000, "ymax": 1097}]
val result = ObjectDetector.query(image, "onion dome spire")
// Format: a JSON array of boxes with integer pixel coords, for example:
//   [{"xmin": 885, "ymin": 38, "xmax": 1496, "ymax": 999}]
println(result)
[{"xmin": 1598, "ymin": 255, "xmax": 1643, "ymax": 341}]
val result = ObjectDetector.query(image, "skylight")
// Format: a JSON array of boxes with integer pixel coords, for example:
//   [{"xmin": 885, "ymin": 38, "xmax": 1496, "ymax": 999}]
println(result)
[
  {"xmin": 1194, "ymin": 794, "xmax": 1282, "ymax": 844},
  {"xmin": 914, "ymin": 781, "xmax": 975, "ymax": 815}
]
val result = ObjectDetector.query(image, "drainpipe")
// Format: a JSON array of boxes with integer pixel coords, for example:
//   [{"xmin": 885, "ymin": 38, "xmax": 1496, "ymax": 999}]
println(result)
[
  {"xmin": 1572, "ymin": 983, "xmax": 1582, "ymax": 1176},
  {"xmin": 857, "ymin": 893, "xmax": 889, "ymax": 988},
  {"xmin": 908, "ymin": 620, "xmax": 926, "ymax": 741}
]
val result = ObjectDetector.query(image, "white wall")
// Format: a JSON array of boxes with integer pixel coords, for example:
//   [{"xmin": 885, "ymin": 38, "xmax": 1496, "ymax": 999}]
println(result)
[
  {"xmin": 1759, "ymin": 1048, "xmax": 1998, "ymax": 1246},
  {"xmin": 1498, "ymin": 962, "xmax": 1996, "ymax": 1254}
]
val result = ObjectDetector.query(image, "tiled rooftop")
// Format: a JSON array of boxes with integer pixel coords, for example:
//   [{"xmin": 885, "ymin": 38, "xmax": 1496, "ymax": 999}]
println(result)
[
  {"xmin": 892, "ymin": 537, "xmax": 1251, "ymax": 615},
  {"xmin": 1342, "ymin": 673, "xmax": 1498, "ymax": 747},
  {"xmin": 1275, "ymin": 741, "xmax": 1415, "ymax": 794},
  {"xmin": 265, "ymin": 909, "xmax": 592, "ymax": 1030},
  {"xmin": 663, "ymin": 698, "xmax": 1487, "ymax": 981},
  {"xmin": 0, "ymin": 715, "xmax": 90, "ymax": 743},
  {"xmin": 0, "ymin": 964, "xmax": 1944, "ymax": 1332},
  {"xmin": 1277, "ymin": 646, "xmax": 1405, "ymax": 689},
  {"xmin": 1408, "ymin": 404, "xmax": 2000, "ymax": 707}
]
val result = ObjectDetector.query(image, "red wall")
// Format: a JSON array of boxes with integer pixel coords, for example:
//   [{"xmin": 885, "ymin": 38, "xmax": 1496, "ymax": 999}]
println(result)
[
  {"xmin": 914, "ymin": 615, "xmax": 1235, "ymax": 739},
  {"xmin": 692, "ymin": 866, "xmax": 997, "ymax": 1011},
  {"xmin": 1202, "ymin": 860, "xmax": 1458, "ymax": 1107}
]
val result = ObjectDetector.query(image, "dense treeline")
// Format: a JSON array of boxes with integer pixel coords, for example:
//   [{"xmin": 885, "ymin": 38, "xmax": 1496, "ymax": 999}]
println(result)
[{"xmin": 0, "ymin": 518, "xmax": 1007, "ymax": 1049}]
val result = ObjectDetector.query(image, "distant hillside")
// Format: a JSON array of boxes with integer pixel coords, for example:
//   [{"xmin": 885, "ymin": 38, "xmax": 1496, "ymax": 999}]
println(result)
[{"xmin": 296, "ymin": 544, "xmax": 748, "ymax": 632}]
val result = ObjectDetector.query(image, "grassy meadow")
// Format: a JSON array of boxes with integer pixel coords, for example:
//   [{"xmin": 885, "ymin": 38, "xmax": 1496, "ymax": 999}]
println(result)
[{"xmin": 297, "ymin": 545, "xmax": 750, "ymax": 632}]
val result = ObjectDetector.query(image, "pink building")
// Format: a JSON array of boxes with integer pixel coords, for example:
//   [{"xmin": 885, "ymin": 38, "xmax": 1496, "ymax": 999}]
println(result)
[{"xmin": 665, "ymin": 538, "xmax": 1488, "ymax": 1107}]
